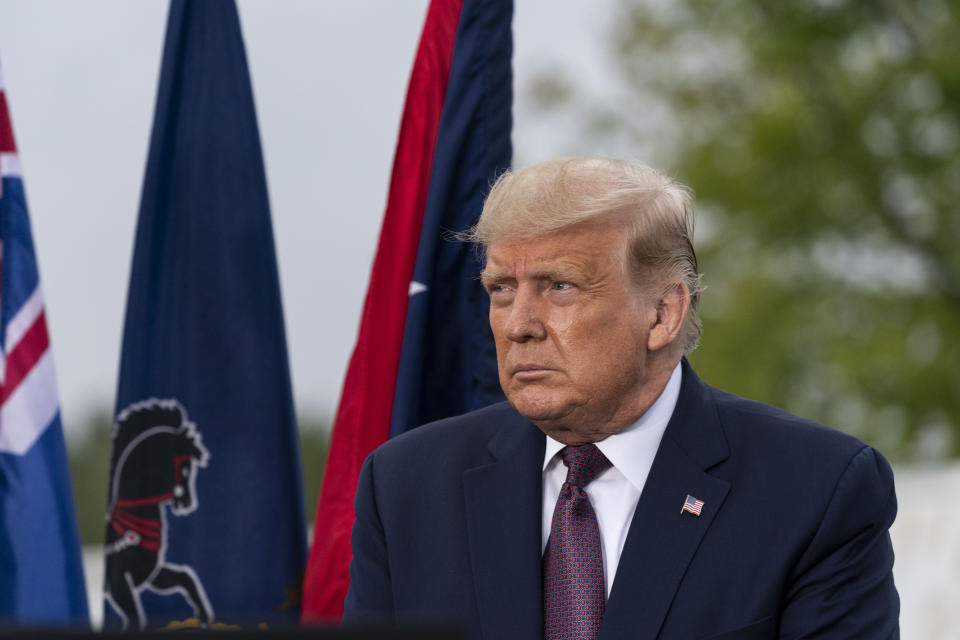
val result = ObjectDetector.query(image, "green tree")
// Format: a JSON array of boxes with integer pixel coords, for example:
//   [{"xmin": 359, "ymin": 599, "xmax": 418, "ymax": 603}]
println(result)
[
  {"xmin": 67, "ymin": 412, "xmax": 113, "ymax": 545},
  {"xmin": 545, "ymin": 0, "xmax": 960, "ymax": 460},
  {"xmin": 298, "ymin": 418, "xmax": 331, "ymax": 526}
]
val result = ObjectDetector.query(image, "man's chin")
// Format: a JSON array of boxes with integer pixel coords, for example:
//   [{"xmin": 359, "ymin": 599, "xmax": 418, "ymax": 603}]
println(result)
[
  {"xmin": 507, "ymin": 395, "xmax": 573, "ymax": 425},
  {"xmin": 505, "ymin": 393, "xmax": 612, "ymax": 444}
]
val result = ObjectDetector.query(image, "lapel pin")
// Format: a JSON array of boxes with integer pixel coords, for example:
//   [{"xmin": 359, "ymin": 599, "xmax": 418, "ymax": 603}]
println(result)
[{"xmin": 681, "ymin": 494, "xmax": 704, "ymax": 517}]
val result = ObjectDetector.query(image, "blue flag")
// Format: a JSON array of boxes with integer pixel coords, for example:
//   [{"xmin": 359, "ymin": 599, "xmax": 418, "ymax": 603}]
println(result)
[
  {"xmin": 389, "ymin": 0, "xmax": 512, "ymax": 436},
  {"xmin": 0, "ymin": 65, "xmax": 89, "ymax": 627},
  {"xmin": 103, "ymin": 0, "xmax": 306, "ymax": 630}
]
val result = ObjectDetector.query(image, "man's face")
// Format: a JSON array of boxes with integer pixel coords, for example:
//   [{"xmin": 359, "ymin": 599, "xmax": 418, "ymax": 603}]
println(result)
[{"xmin": 482, "ymin": 223, "xmax": 661, "ymax": 445}]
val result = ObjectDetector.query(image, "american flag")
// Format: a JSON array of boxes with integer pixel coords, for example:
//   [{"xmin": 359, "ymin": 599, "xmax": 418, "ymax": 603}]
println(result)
[{"xmin": 682, "ymin": 494, "xmax": 705, "ymax": 516}]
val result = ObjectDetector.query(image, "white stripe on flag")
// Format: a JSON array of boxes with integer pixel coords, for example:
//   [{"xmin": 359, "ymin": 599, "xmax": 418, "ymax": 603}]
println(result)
[
  {"xmin": 0, "ymin": 152, "xmax": 22, "ymax": 179},
  {"xmin": 0, "ymin": 349, "xmax": 59, "ymax": 455},
  {"xmin": 5, "ymin": 286, "xmax": 44, "ymax": 354}
]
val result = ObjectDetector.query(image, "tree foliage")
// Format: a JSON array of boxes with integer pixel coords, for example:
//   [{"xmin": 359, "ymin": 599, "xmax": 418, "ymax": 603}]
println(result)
[{"xmin": 580, "ymin": 0, "xmax": 960, "ymax": 460}]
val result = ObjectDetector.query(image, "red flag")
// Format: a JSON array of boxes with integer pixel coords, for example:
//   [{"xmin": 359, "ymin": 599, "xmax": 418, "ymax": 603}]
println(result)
[{"xmin": 301, "ymin": 0, "xmax": 463, "ymax": 621}]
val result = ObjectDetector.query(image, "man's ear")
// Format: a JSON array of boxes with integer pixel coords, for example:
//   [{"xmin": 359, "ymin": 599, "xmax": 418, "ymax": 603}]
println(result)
[{"xmin": 647, "ymin": 282, "xmax": 690, "ymax": 352}]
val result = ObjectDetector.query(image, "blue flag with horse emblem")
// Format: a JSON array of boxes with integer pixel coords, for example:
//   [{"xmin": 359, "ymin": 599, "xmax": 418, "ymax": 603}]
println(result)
[{"xmin": 103, "ymin": 0, "xmax": 306, "ymax": 630}]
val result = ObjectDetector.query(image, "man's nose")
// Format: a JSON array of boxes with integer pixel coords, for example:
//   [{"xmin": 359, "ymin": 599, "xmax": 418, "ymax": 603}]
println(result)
[{"xmin": 503, "ymin": 287, "xmax": 547, "ymax": 342}]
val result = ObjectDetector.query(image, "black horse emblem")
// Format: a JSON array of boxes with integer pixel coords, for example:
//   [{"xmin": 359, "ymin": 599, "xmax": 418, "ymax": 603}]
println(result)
[{"xmin": 104, "ymin": 399, "xmax": 212, "ymax": 629}]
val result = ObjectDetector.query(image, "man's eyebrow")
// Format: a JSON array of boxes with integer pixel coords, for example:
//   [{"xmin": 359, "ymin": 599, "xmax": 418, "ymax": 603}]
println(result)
[
  {"xmin": 479, "ymin": 270, "xmax": 511, "ymax": 286},
  {"xmin": 480, "ymin": 266, "xmax": 583, "ymax": 285},
  {"xmin": 530, "ymin": 265, "xmax": 582, "ymax": 281}
]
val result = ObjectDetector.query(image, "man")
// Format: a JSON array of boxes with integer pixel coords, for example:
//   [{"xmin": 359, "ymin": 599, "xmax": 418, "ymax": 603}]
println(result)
[{"xmin": 343, "ymin": 157, "xmax": 899, "ymax": 638}]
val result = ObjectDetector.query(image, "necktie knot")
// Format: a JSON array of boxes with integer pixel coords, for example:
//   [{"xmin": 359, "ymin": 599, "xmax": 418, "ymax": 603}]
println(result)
[{"xmin": 560, "ymin": 444, "xmax": 611, "ymax": 489}]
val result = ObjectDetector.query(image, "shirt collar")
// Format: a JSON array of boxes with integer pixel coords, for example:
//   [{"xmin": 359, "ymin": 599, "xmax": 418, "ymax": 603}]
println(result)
[{"xmin": 542, "ymin": 363, "xmax": 683, "ymax": 491}]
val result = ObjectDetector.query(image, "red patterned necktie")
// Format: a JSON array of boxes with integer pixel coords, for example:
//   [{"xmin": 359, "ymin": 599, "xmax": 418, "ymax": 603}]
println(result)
[{"xmin": 543, "ymin": 444, "xmax": 612, "ymax": 640}]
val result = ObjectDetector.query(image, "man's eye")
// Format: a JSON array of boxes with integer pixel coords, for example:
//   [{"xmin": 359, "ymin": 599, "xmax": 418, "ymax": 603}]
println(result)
[{"xmin": 551, "ymin": 281, "xmax": 574, "ymax": 291}]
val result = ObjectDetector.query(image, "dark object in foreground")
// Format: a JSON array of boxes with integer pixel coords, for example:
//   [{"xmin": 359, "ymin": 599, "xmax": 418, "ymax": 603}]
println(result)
[{"xmin": 0, "ymin": 626, "xmax": 467, "ymax": 640}]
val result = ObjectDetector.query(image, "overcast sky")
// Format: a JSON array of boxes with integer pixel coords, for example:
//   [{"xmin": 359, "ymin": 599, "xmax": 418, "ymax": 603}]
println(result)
[{"xmin": 0, "ymin": 0, "xmax": 619, "ymax": 434}]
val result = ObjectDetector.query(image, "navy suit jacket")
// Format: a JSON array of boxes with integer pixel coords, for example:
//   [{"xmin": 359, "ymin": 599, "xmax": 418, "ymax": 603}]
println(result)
[{"xmin": 343, "ymin": 362, "xmax": 899, "ymax": 639}]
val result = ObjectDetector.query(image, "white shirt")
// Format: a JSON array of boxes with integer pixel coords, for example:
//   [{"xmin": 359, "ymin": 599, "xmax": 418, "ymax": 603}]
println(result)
[{"xmin": 541, "ymin": 363, "xmax": 682, "ymax": 598}]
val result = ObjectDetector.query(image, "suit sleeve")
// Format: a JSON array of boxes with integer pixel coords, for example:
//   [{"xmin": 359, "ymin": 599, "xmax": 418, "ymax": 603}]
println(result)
[
  {"xmin": 780, "ymin": 445, "xmax": 899, "ymax": 639},
  {"xmin": 342, "ymin": 452, "xmax": 395, "ymax": 623}
]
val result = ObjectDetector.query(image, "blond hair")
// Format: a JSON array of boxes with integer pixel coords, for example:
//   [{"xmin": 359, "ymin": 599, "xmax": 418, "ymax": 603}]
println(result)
[{"xmin": 466, "ymin": 156, "xmax": 704, "ymax": 354}]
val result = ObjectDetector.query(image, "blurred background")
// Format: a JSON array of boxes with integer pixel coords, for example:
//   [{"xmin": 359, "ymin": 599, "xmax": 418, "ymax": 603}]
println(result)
[{"xmin": 1, "ymin": 0, "xmax": 957, "ymax": 635}]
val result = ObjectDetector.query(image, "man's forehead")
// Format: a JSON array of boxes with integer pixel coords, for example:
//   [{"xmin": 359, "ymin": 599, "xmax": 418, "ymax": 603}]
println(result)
[{"xmin": 484, "ymin": 225, "xmax": 627, "ymax": 266}]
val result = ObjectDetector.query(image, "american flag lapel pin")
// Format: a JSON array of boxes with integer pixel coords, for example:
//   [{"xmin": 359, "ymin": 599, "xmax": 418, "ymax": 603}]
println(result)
[{"xmin": 681, "ymin": 494, "xmax": 705, "ymax": 517}]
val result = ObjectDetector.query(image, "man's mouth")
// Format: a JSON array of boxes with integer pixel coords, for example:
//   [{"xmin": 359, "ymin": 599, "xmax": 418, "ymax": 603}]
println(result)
[{"xmin": 512, "ymin": 364, "xmax": 555, "ymax": 379}]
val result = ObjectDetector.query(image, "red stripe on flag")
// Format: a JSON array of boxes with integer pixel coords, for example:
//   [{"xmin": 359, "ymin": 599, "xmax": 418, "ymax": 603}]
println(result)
[
  {"xmin": 0, "ymin": 90, "xmax": 17, "ymax": 153},
  {"xmin": 0, "ymin": 310, "xmax": 50, "ymax": 406},
  {"xmin": 115, "ymin": 493, "xmax": 176, "ymax": 507},
  {"xmin": 111, "ymin": 513, "xmax": 162, "ymax": 540},
  {"xmin": 301, "ymin": 0, "xmax": 464, "ymax": 622},
  {"xmin": 112, "ymin": 510, "xmax": 163, "ymax": 532}
]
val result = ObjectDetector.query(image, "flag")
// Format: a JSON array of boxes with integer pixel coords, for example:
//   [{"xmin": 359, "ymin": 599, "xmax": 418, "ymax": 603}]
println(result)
[
  {"xmin": 0, "ymin": 63, "xmax": 89, "ymax": 626},
  {"xmin": 302, "ymin": 0, "xmax": 512, "ymax": 621},
  {"xmin": 103, "ymin": 1, "xmax": 305, "ymax": 630},
  {"xmin": 682, "ymin": 495, "xmax": 704, "ymax": 517}
]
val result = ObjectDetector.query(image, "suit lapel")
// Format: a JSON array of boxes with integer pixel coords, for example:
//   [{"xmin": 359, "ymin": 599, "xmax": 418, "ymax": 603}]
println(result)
[
  {"xmin": 601, "ymin": 361, "xmax": 731, "ymax": 640},
  {"xmin": 463, "ymin": 415, "xmax": 544, "ymax": 640}
]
